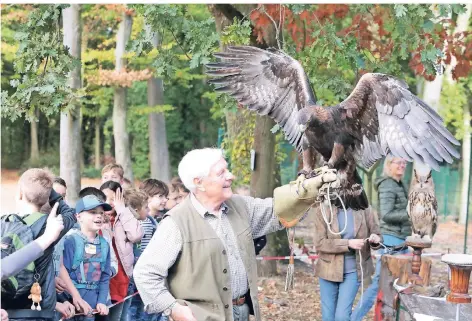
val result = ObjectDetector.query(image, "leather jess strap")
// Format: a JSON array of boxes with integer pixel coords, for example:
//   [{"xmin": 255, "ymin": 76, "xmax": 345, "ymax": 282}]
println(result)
[{"xmin": 232, "ymin": 295, "xmax": 246, "ymax": 306}]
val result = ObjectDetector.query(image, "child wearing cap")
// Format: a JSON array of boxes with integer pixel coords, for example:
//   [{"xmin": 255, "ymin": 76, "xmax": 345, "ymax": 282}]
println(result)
[{"xmin": 62, "ymin": 195, "xmax": 113, "ymax": 320}]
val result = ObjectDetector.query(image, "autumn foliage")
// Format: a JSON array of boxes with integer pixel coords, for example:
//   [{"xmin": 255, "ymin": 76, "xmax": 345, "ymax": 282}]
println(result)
[
  {"xmin": 249, "ymin": 4, "xmax": 471, "ymax": 81},
  {"xmin": 87, "ymin": 68, "xmax": 152, "ymax": 87}
]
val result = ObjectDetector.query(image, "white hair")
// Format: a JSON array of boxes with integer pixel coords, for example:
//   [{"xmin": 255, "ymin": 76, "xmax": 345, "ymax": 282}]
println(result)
[{"xmin": 178, "ymin": 148, "xmax": 224, "ymax": 192}]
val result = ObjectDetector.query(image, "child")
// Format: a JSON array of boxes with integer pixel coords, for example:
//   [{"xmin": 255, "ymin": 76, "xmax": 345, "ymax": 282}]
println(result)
[
  {"xmin": 121, "ymin": 189, "xmax": 149, "ymax": 321},
  {"xmin": 62, "ymin": 195, "xmax": 112, "ymax": 320},
  {"xmin": 121, "ymin": 178, "xmax": 133, "ymax": 189},
  {"xmin": 138, "ymin": 179, "xmax": 169, "ymax": 223},
  {"xmin": 170, "ymin": 177, "xmax": 189, "ymax": 200},
  {"xmin": 99, "ymin": 182, "xmax": 143, "ymax": 321},
  {"xmin": 164, "ymin": 181, "xmax": 182, "ymax": 211},
  {"xmin": 101, "ymin": 164, "xmax": 124, "ymax": 185},
  {"xmin": 53, "ymin": 177, "xmax": 67, "ymax": 199},
  {"xmin": 3, "ymin": 168, "xmax": 77, "ymax": 321},
  {"xmin": 56, "ymin": 187, "xmax": 118, "ymax": 319}
]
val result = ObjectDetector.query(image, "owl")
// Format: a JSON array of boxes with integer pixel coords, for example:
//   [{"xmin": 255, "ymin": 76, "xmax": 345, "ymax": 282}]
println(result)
[{"xmin": 407, "ymin": 170, "xmax": 438, "ymax": 242}]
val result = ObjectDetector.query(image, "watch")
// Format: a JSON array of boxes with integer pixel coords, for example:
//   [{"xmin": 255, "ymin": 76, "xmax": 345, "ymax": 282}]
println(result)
[{"xmin": 163, "ymin": 301, "xmax": 177, "ymax": 317}]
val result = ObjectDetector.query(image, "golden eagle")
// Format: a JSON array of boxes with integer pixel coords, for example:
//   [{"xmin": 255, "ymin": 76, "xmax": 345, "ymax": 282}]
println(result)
[{"xmin": 206, "ymin": 46, "xmax": 460, "ymax": 210}]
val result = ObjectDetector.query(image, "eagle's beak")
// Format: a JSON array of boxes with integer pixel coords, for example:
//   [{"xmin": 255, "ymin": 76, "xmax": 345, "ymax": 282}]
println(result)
[{"xmin": 299, "ymin": 124, "xmax": 307, "ymax": 133}]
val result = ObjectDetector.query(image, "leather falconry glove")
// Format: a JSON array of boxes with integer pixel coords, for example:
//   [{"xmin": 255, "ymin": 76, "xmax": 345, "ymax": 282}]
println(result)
[{"xmin": 274, "ymin": 166, "xmax": 339, "ymax": 228}]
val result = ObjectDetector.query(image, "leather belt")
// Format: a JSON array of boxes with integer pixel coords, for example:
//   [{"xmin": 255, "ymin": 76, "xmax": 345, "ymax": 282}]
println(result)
[{"xmin": 232, "ymin": 295, "xmax": 246, "ymax": 306}]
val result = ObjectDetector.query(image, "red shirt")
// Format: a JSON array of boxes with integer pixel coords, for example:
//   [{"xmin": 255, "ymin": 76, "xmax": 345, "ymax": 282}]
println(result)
[{"xmin": 109, "ymin": 216, "xmax": 129, "ymax": 302}]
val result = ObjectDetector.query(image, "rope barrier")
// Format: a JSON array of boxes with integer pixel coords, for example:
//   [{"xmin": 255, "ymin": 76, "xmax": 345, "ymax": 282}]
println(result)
[
  {"xmin": 58, "ymin": 292, "xmax": 139, "ymax": 321},
  {"xmin": 256, "ymin": 252, "xmax": 444, "ymax": 261}
]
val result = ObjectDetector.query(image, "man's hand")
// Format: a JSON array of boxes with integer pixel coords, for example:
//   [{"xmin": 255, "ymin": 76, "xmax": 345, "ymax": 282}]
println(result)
[
  {"xmin": 1, "ymin": 309, "xmax": 8, "ymax": 321},
  {"xmin": 55, "ymin": 277, "xmax": 67, "ymax": 294},
  {"xmin": 274, "ymin": 166, "xmax": 339, "ymax": 228},
  {"xmin": 171, "ymin": 303, "xmax": 197, "ymax": 321},
  {"xmin": 96, "ymin": 303, "xmax": 109, "ymax": 316},
  {"xmin": 368, "ymin": 234, "xmax": 381, "ymax": 244},
  {"xmin": 56, "ymin": 302, "xmax": 75, "ymax": 320},
  {"xmin": 72, "ymin": 295, "xmax": 92, "ymax": 316},
  {"xmin": 348, "ymin": 239, "xmax": 366, "ymax": 250}
]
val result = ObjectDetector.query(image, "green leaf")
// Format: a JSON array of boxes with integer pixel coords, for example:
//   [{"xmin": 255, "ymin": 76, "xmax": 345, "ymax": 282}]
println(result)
[
  {"xmin": 271, "ymin": 124, "xmax": 280, "ymax": 134},
  {"xmin": 394, "ymin": 5, "xmax": 408, "ymax": 17},
  {"xmin": 422, "ymin": 20, "xmax": 434, "ymax": 33},
  {"xmin": 39, "ymin": 84, "xmax": 55, "ymax": 94}
]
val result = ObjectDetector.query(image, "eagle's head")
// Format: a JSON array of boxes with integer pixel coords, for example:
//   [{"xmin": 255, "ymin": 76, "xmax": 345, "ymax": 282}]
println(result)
[{"xmin": 297, "ymin": 109, "xmax": 312, "ymax": 133}]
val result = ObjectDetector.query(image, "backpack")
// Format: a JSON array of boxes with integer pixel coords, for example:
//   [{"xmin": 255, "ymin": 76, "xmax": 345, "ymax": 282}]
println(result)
[
  {"xmin": 69, "ymin": 233, "xmax": 109, "ymax": 290},
  {"xmin": 1, "ymin": 213, "xmax": 49, "ymax": 299}
]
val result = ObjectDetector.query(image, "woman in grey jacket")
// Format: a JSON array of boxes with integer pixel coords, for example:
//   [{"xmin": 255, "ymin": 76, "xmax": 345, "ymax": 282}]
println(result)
[{"xmin": 351, "ymin": 156, "xmax": 411, "ymax": 321}]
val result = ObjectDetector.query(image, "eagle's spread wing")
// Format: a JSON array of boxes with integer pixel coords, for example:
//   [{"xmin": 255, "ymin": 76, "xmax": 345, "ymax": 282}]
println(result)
[
  {"xmin": 336, "ymin": 73, "xmax": 460, "ymax": 170},
  {"xmin": 206, "ymin": 46, "xmax": 316, "ymax": 152}
]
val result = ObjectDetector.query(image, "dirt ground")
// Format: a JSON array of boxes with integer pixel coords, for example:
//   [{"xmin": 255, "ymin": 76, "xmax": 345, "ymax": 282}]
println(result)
[{"xmin": 2, "ymin": 169, "xmax": 472, "ymax": 320}]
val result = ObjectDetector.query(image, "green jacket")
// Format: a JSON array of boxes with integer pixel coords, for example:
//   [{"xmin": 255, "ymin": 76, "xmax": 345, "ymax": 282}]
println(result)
[{"xmin": 375, "ymin": 176, "xmax": 411, "ymax": 239}]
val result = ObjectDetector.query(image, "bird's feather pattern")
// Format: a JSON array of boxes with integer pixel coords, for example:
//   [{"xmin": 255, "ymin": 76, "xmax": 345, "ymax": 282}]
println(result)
[
  {"xmin": 407, "ymin": 171, "xmax": 438, "ymax": 238},
  {"xmin": 207, "ymin": 46, "xmax": 316, "ymax": 152},
  {"xmin": 207, "ymin": 46, "xmax": 460, "ymax": 210}
]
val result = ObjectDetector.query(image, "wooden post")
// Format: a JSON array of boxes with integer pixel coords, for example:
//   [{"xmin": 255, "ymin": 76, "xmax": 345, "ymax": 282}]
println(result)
[{"xmin": 376, "ymin": 255, "xmax": 432, "ymax": 321}]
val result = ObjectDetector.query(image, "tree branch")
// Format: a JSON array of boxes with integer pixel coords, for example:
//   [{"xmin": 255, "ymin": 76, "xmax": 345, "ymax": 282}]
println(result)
[{"xmin": 214, "ymin": 4, "xmax": 268, "ymax": 48}]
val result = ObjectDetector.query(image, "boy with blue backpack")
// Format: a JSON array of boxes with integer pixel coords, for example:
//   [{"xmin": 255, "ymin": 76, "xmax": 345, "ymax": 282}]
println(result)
[{"xmin": 62, "ymin": 195, "xmax": 113, "ymax": 320}]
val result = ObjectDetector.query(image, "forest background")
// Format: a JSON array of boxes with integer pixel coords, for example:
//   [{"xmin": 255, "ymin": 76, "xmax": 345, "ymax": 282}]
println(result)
[{"xmin": 2, "ymin": 4, "xmax": 472, "ymax": 274}]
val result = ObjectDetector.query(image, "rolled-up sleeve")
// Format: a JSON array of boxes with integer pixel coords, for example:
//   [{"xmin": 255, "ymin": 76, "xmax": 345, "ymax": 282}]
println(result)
[
  {"xmin": 133, "ymin": 217, "xmax": 182, "ymax": 314},
  {"xmin": 235, "ymin": 195, "xmax": 283, "ymax": 239}
]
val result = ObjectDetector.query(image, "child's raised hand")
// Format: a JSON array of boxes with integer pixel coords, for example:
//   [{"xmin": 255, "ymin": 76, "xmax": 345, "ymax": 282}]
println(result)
[
  {"xmin": 96, "ymin": 303, "xmax": 109, "ymax": 316},
  {"xmin": 114, "ymin": 188, "xmax": 126, "ymax": 213}
]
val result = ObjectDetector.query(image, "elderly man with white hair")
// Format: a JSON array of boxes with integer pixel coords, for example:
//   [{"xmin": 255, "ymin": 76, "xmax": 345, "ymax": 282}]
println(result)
[{"xmin": 134, "ymin": 148, "xmax": 337, "ymax": 321}]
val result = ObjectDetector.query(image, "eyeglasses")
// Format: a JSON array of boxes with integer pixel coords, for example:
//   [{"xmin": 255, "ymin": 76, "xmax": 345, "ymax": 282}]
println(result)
[{"xmin": 391, "ymin": 161, "xmax": 407, "ymax": 167}]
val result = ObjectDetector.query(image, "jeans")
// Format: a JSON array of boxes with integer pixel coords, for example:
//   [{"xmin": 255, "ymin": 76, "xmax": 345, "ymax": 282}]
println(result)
[
  {"xmin": 351, "ymin": 235, "xmax": 408, "ymax": 321},
  {"xmin": 120, "ymin": 280, "xmax": 136, "ymax": 321},
  {"xmin": 232, "ymin": 303, "xmax": 250, "ymax": 321},
  {"xmin": 108, "ymin": 302, "xmax": 124, "ymax": 321},
  {"xmin": 319, "ymin": 272, "xmax": 360, "ymax": 321},
  {"xmin": 128, "ymin": 294, "xmax": 163, "ymax": 321}
]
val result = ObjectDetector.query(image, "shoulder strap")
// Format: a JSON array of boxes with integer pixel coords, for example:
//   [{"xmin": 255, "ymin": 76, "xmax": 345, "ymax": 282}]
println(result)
[
  {"xmin": 149, "ymin": 216, "xmax": 157, "ymax": 227},
  {"xmin": 23, "ymin": 212, "xmax": 47, "ymax": 226},
  {"xmin": 70, "ymin": 234, "xmax": 85, "ymax": 271},
  {"xmin": 98, "ymin": 236, "xmax": 109, "ymax": 265}
]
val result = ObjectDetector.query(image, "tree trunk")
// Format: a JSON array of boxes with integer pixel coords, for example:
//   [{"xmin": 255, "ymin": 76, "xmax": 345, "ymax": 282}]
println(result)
[
  {"xmin": 445, "ymin": 4, "xmax": 472, "ymax": 224},
  {"xmin": 94, "ymin": 116, "xmax": 101, "ymax": 170},
  {"xmin": 209, "ymin": 4, "xmax": 287, "ymax": 276},
  {"xmin": 30, "ymin": 108, "xmax": 39, "ymax": 162},
  {"xmin": 113, "ymin": 12, "xmax": 134, "ymax": 182},
  {"xmin": 246, "ymin": 5, "xmax": 289, "ymax": 276},
  {"xmin": 147, "ymin": 28, "xmax": 171, "ymax": 181},
  {"xmin": 60, "ymin": 4, "xmax": 82, "ymax": 205},
  {"xmin": 113, "ymin": 87, "xmax": 133, "ymax": 181}
]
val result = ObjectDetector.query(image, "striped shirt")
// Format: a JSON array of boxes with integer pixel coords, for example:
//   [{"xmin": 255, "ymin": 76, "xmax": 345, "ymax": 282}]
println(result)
[
  {"xmin": 134, "ymin": 194, "xmax": 282, "ymax": 314},
  {"xmin": 140, "ymin": 216, "xmax": 157, "ymax": 252}
]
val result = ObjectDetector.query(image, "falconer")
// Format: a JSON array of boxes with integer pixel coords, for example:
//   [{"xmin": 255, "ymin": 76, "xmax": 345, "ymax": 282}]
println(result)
[{"xmin": 134, "ymin": 148, "xmax": 338, "ymax": 321}]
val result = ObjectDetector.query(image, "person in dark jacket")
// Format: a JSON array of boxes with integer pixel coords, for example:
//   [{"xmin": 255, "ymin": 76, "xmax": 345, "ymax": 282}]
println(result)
[
  {"xmin": 351, "ymin": 156, "xmax": 411, "ymax": 321},
  {"xmin": 3, "ymin": 168, "xmax": 78, "ymax": 321}
]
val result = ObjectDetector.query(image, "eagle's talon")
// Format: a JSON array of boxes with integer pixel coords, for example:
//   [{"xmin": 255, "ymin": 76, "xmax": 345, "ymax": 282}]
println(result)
[{"xmin": 297, "ymin": 169, "xmax": 310, "ymax": 177}]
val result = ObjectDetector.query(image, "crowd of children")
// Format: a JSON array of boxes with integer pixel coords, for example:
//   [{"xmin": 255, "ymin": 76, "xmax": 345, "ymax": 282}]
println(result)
[{"xmin": 1, "ymin": 163, "xmax": 190, "ymax": 321}]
